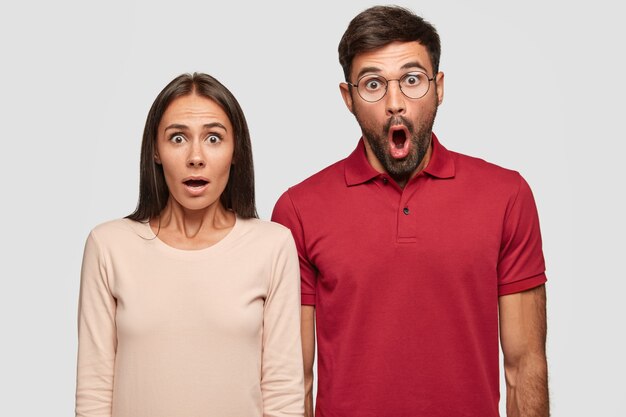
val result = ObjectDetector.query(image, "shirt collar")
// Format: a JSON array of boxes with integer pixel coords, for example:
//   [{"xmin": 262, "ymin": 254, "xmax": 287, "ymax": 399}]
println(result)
[
  {"xmin": 423, "ymin": 133, "xmax": 456, "ymax": 179},
  {"xmin": 344, "ymin": 133, "xmax": 456, "ymax": 186}
]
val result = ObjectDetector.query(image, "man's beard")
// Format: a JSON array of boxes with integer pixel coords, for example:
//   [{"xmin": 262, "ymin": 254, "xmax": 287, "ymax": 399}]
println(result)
[{"xmin": 356, "ymin": 108, "xmax": 437, "ymax": 183}]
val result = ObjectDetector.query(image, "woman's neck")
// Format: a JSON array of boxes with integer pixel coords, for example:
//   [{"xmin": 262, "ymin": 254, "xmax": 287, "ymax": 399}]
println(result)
[{"xmin": 150, "ymin": 198, "xmax": 236, "ymax": 250}]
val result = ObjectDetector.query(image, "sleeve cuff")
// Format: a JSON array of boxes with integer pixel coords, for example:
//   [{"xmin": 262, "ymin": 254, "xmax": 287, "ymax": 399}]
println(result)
[
  {"xmin": 301, "ymin": 293, "xmax": 316, "ymax": 306},
  {"xmin": 498, "ymin": 272, "xmax": 547, "ymax": 296}
]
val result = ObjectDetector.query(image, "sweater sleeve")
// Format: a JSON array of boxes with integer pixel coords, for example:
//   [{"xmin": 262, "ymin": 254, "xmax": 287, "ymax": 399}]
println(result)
[
  {"xmin": 76, "ymin": 231, "xmax": 117, "ymax": 417},
  {"xmin": 261, "ymin": 229, "xmax": 305, "ymax": 417}
]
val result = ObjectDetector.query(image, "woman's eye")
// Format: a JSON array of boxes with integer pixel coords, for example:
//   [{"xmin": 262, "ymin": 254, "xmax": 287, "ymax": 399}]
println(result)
[
  {"xmin": 207, "ymin": 135, "xmax": 222, "ymax": 144},
  {"xmin": 170, "ymin": 134, "xmax": 185, "ymax": 144}
]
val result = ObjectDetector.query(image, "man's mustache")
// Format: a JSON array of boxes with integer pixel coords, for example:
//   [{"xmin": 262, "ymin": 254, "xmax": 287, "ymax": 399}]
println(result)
[{"xmin": 384, "ymin": 116, "xmax": 414, "ymax": 134}]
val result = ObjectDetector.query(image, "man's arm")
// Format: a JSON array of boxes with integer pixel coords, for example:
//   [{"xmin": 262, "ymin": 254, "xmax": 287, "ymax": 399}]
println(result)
[
  {"xmin": 499, "ymin": 284, "xmax": 549, "ymax": 417},
  {"xmin": 272, "ymin": 190, "xmax": 317, "ymax": 416},
  {"xmin": 301, "ymin": 305, "xmax": 315, "ymax": 417}
]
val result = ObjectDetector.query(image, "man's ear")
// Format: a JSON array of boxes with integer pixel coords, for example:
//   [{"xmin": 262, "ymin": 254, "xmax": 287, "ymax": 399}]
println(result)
[
  {"xmin": 339, "ymin": 83, "xmax": 355, "ymax": 114},
  {"xmin": 435, "ymin": 72, "xmax": 444, "ymax": 105}
]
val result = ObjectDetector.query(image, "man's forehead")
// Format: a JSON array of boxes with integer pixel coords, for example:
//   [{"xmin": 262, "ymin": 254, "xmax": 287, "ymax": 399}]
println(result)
[{"xmin": 351, "ymin": 41, "xmax": 432, "ymax": 76}]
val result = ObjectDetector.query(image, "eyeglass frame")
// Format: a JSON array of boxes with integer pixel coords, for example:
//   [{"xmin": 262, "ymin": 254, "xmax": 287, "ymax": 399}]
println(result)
[{"xmin": 347, "ymin": 71, "xmax": 436, "ymax": 103}]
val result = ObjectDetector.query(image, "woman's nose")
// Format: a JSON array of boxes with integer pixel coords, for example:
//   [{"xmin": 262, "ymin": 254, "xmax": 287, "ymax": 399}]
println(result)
[{"xmin": 187, "ymin": 144, "xmax": 205, "ymax": 168}]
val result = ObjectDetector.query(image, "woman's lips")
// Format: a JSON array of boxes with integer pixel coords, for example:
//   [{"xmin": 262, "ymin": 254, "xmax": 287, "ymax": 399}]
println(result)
[
  {"xmin": 183, "ymin": 177, "xmax": 209, "ymax": 195},
  {"xmin": 184, "ymin": 179, "xmax": 208, "ymax": 187}
]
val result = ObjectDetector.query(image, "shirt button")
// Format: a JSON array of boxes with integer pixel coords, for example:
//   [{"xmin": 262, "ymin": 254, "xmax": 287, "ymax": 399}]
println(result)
[
  {"xmin": 382, "ymin": 177, "xmax": 388, "ymax": 184},
  {"xmin": 403, "ymin": 207, "xmax": 410, "ymax": 215}
]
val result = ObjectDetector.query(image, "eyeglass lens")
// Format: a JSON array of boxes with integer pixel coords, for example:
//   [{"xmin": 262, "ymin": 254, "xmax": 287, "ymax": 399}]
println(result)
[{"xmin": 357, "ymin": 72, "xmax": 431, "ymax": 102}]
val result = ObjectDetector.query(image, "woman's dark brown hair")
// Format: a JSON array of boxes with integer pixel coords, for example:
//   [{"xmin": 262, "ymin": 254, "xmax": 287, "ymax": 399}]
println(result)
[
  {"xmin": 127, "ymin": 72, "xmax": 258, "ymax": 221},
  {"xmin": 338, "ymin": 5, "xmax": 441, "ymax": 82}
]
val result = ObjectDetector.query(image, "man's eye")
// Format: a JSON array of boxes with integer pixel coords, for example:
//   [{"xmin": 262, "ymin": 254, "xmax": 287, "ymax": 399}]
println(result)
[
  {"xmin": 170, "ymin": 134, "xmax": 185, "ymax": 144},
  {"xmin": 364, "ymin": 78, "xmax": 385, "ymax": 91},
  {"xmin": 207, "ymin": 135, "xmax": 222, "ymax": 144},
  {"xmin": 402, "ymin": 74, "xmax": 424, "ymax": 87}
]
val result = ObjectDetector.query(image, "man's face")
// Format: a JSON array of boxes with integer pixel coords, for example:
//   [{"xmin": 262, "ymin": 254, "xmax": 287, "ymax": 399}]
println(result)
[{"xmin": 340, "ymin": 41, "xmax": 444, "ymax": 184}]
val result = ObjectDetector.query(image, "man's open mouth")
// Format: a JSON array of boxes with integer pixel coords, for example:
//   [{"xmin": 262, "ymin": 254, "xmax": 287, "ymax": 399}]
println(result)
[
  {"xmin": 392, "ymin": 129, "xmax": 407, "ymax": 149},
  {"xmin": 387, "ymin": 126, "xmax": 411, "ymax": 159}
]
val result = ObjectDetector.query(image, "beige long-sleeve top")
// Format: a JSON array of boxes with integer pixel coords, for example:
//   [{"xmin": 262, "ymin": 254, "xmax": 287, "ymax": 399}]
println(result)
[{"xmin": 76, "ymin": 217, "xmax": 304, "ymax": 417}]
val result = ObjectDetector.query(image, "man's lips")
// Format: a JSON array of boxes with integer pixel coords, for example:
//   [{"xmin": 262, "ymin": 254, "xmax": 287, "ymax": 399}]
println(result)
[{"xmin": 387, "ymin": 125, "xmax": 410, "ymax": 159}]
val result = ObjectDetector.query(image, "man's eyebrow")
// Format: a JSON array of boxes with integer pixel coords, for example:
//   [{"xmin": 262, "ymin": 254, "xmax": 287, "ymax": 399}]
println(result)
[
  {"xmin": 355, "ymin": 66, "xmax": 382, "ymax": 81},
  {"xmin": 401, "ymin": 61, "xmax": 428, "ymax": 72},
  {"xmin": 354, "ymin": 62, "xmax": 430, "ymax": 81}
]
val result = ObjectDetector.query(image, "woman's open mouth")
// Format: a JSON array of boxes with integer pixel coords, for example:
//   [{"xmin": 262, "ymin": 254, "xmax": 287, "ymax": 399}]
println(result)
[
  {"xmin": 183, "ymin": 177, "xmax": 209, "ymax": 194},
  {"xmin": 184, "ymin": 179, "xmax": 208, "ymax": 187}
]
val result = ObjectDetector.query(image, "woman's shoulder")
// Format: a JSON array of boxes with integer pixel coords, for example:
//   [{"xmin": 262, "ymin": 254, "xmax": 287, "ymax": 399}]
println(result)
[
  {"xmin": 237, "ymin": 217, "xmax": 294, "ymax": 243},
  {"xmin": 88, "ymin": 218, "xmax": 151, "ymax": 244}
]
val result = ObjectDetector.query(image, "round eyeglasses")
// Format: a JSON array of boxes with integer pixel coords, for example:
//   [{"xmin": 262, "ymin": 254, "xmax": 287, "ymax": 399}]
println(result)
[{"xmin": 348, "ymin": 71, "xmax": 435, "ymax": 102}]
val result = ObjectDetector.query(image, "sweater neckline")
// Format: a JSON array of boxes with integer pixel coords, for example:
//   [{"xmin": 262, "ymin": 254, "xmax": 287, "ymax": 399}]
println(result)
[{"xmin": 127, "ymin": 215, "xmax": 245, "ymax": 258}]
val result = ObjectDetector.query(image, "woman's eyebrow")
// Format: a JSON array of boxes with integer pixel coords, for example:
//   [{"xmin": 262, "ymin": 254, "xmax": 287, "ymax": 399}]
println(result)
[
  {"xmin": 163, "ymin": 122, "xmax": 227, "ymax": 132},
  {"xmin": 202, "ymin": 122, "xmax": 228, "ymax": 132},
  {"xmin": 164, "ymin": 123, "xmax": 189, "ymax": 132}
]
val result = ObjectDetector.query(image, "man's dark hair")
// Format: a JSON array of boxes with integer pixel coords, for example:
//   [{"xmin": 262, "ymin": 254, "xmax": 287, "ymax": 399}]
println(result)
[
  {"xmin": 338, "ymin": 5, "xmax": 441, "ymax": 82},
  {"xmin": 127, "ymin": 72, "xmax": 258, "ymax": 222}
]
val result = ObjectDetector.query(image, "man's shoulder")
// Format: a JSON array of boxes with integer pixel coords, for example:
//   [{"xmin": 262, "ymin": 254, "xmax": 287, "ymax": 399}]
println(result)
[
  {"xmin": 448, "ymin": 148, "xmax": 523, "ymax": 187},
  {"xmin": 272, "ymin": 157, "xmax": 349, "ymax": 222},
  {"xmin": 286, "ymin": 157, "xmax": 348, "ymax": 196}
]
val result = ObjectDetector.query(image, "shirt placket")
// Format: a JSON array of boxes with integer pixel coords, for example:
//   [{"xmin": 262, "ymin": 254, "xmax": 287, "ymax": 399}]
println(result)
[{"xmin": 397, "ymin": 180, "xmax": 419, "ymax": 243}]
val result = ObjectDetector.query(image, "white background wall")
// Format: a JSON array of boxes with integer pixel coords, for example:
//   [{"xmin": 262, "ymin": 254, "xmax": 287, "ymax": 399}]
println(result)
[{"xmin": 0, "ymin": 0, "xmax": 624, "ymax": 415}]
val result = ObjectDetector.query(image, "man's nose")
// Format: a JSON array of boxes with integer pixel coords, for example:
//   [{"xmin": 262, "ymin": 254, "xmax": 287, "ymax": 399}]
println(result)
[{"xmin": 385, "ymin": 80, "xmax": 406, "ymax": 116}]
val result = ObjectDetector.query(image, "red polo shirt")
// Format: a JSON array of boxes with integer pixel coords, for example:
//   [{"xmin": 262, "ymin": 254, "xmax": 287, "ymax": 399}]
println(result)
[{"xmin": 272, "ymin": 134, "xmax": 546, "ymax": 417}]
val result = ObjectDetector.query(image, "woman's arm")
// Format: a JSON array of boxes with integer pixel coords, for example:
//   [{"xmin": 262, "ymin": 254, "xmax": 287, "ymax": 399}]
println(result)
[
  {"xmin": 75, "ymin": 232, "xmax": 117, "ymax": 417},
  {"xmin": 262, "ymin": 231, "xmax": 305, "ymax": 417}
]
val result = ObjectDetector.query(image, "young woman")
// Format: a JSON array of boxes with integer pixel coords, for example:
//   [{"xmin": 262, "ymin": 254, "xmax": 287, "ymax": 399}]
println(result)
[{"xmin": 76, "ymin": 73, "xmax": 304, "ymax": 417}]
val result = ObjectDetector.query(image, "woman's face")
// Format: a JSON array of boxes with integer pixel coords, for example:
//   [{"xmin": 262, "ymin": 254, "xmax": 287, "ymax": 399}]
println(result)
[{"xmin": 155, "ymin": 93, "xmax": 235, "ymax": 212}]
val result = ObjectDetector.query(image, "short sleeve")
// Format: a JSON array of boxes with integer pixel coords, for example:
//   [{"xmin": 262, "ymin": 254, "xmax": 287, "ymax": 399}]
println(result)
[
  {"xmin": 271, "ymin": 190, "xmax": 317, "ymax": 305},
  {"xmin": 75, "ymin": 232, "xmax": 117, "ymax": 417},
  {"xmin": 497, "ymin": 174, "xmax": 547, "ymax": 295}
]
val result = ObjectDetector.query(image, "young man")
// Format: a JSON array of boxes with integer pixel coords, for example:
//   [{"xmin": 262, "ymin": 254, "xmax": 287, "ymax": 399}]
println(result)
[{"xmin": 272, "ymin": 6, "xmax": 549, "ymax": 417}]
